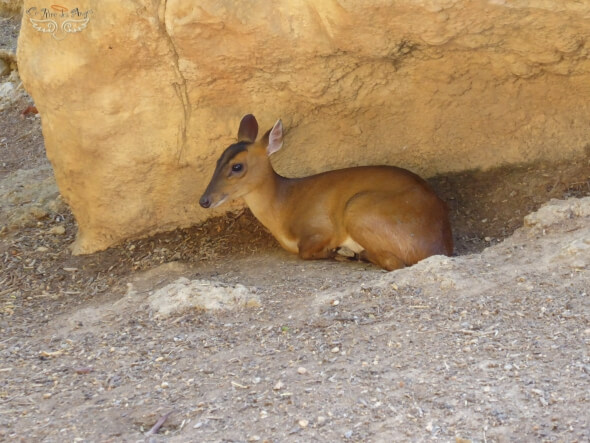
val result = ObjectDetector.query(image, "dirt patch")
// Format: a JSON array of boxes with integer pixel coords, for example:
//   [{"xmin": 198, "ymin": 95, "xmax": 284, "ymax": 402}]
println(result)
[
  {"xmin": 1, "ymin": 194, "xmax": 589, "ymax": 441},
  {"xmin": 1, "ymin": 15, "xmax": 590, "ymax": 442}
]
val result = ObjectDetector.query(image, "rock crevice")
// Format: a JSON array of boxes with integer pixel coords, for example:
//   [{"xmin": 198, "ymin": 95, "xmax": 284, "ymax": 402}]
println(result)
[{"xmin": 162, "ymin": 0, "xmax": 191, "ymax": 165}]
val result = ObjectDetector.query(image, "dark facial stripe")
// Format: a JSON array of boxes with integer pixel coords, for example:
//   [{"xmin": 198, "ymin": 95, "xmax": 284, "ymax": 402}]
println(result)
[
  {"xmin": 216, "ymin": 141, "xmax": 249, "ymax": 169},
  {"xmin": 202, "ymin": 141, "xmax": 250, "ymax": 198}
]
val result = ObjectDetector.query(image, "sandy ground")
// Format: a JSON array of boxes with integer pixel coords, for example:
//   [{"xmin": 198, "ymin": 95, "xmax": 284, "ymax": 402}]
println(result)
[{"xmin": 2, "ymin": 13, "xmax": 590, "ymax": 443}]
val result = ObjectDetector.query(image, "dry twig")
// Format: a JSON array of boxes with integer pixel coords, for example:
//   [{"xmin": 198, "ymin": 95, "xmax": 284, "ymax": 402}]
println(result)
[{"xmin": 145, "ymin": 410, "xmax": 175, "ymax": 437}]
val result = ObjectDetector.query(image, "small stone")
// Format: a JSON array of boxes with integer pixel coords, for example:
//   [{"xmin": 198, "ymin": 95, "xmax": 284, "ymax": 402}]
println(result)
[
  {"xmin": 43, "ymin": 393, "xmax": 52, "ymax": 399},
  {"xmin": 0, "ymin": 81, "xmax": 15, "ymax": 99},
  {"xmin": 161, "ymin": 381, "xmax": 169, "ymax": 389},
  {"xmin": 331, "ymin": 346, "xmax": 340, "ymax": 353},
  {"xmin": 273, "ymin": 380, "xmax": 284, "ymax": 390},
  {"xmin": 30, "ymin": 207, "xmax": 48, "ymax": 220},
  {"xmin": 36, "ymin": 246, "xmax": 49, "ymax": 252},
  {"xmin": 248, "ymin": 436, "xmax": 261, "ymax": 442},
  {"xmin": 0, "ymin": 59, "xmax": 9, "ymax": 76},
  {"xmin": 48, "ymin": 225, "xmax": 66, "ymax": 235},
  {"xmin": 298, "ymin": 419, "xmax": 309, "ymax": 428},
  {"xmin": 297, "ymin": 367, "xmax": 308, "ymax": 375},
  {"xmin": 317, "ymin": 416, "xmax": 326, "ymax": 425},
  {"xmin": 331, "ymin": 299, "xmax": 340, "ymax": 306}
]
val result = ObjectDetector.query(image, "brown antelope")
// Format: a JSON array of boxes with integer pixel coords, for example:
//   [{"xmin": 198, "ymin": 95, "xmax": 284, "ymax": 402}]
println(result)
[{"xmin": 199, "ymin": 114, "xmax": 453, "ymax": 270}]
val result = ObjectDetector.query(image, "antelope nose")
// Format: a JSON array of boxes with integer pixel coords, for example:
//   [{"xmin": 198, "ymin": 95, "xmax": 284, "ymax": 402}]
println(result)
[{"xmin": 199, "ymin": 195, "xmax": 211, "ymax": 208}]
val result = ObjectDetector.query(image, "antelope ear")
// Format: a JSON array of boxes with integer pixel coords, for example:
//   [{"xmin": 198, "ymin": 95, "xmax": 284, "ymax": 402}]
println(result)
[
  {"xmin": 237, "ymin": 114, "xmax": 259, "ymax": 142},
  {"xmin": 267, "ymin": 119, "xmax": 283, "ymax": 156}
]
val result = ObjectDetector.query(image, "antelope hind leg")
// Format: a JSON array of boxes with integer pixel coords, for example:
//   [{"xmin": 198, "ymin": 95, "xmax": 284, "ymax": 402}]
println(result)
[{"xmin": 297, "ymin": 233, "xmax": 336, "ymax": 260}]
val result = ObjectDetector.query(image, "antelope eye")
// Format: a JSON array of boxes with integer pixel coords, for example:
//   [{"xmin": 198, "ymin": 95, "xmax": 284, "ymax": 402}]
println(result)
[{"xmin": 231, "ymin": 163, "xmax": 243, "ymax": 172}]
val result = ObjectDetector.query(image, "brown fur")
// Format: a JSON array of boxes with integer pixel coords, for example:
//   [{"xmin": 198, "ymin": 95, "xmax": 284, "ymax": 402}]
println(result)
[{"xmin": 200, "ymin": 115, "xmax": 453, "ymax": 271}]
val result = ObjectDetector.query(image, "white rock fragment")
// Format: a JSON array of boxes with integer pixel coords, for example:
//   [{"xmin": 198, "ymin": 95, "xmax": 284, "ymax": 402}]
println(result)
[
  {"xmin": 0, "ymin": 81, "xmax": 15, "ymax": 100},
  {"xmin": 524, "ymin": 197, "xmax": 590, "ymax": 229},
  {"xmin": 48, "ymin": 225, "xmax": 66, "ymax": 235},
  {"xmin": 146, "ymin": 278, "xmax": 260, "ymax": 317},
  {"xmin": 559, "ymin": 237, "xmax": 590, "ymax": 269}
]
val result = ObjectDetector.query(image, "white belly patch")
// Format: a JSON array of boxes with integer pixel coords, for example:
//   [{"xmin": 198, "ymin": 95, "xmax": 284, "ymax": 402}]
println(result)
[
  {"xmin": 275, "ymin": 234, "xmax": 363, "ymax": 256},
  {"xmin": 338, "ymin": 237, "xmax": 364, "ymax": 254}
]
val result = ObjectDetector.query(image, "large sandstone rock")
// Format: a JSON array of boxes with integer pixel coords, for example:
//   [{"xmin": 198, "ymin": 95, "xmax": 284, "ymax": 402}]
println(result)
[{"xmin": 16, "ymin": 0, "xmax": 590, "ymax": 254}]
